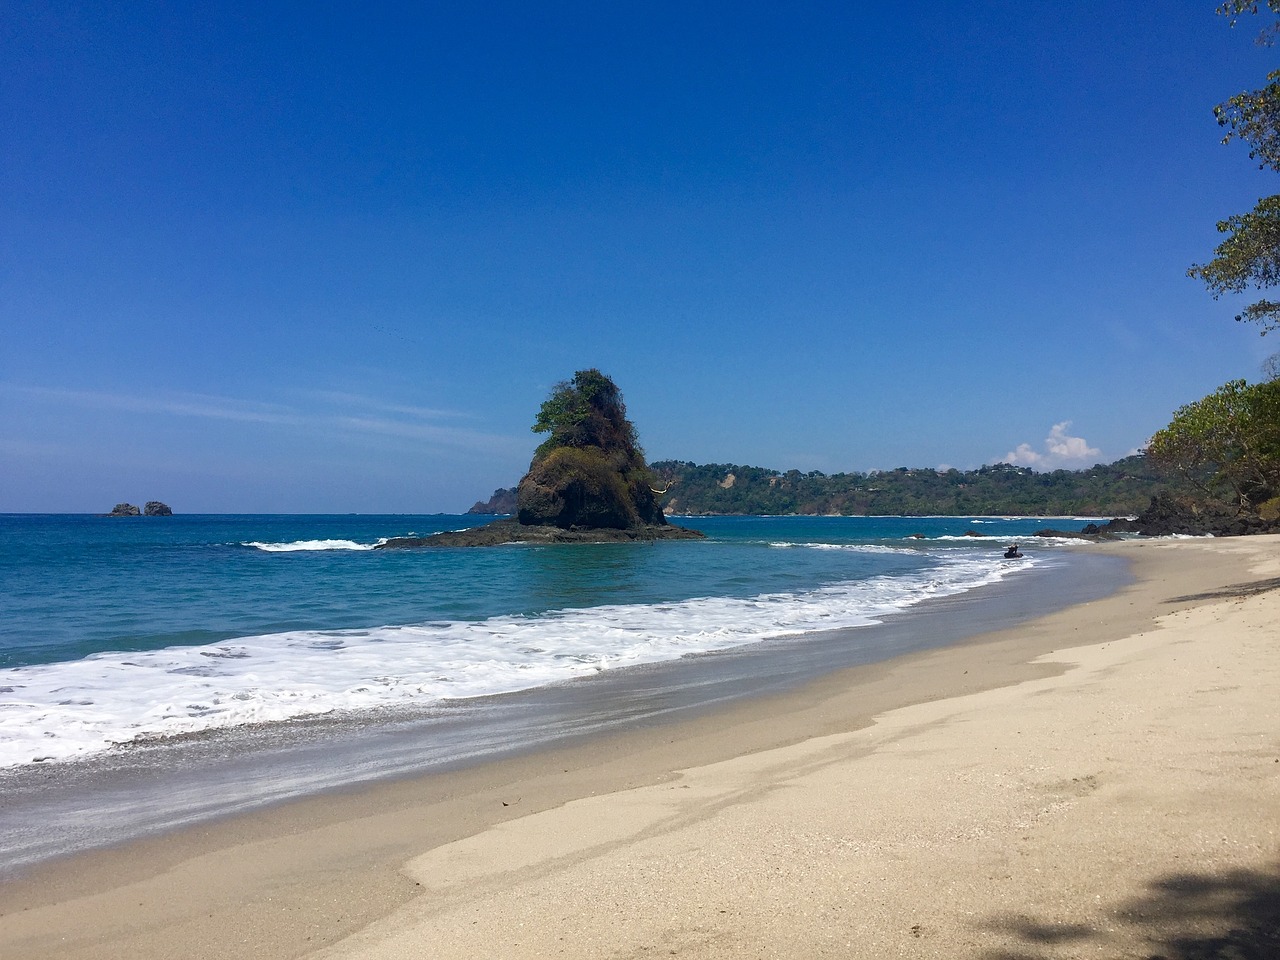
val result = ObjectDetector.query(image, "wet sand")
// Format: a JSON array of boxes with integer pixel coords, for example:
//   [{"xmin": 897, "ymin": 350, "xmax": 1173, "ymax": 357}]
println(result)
[{"xmin": 2, "ymin": 536, "xmax": 1278, "ymax": 958}]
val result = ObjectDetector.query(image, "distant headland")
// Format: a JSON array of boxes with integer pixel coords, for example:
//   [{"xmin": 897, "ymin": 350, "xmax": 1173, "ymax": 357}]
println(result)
[{"xmin": 464, "ymin": 450, "xmax": 1280, "ymax": 539}]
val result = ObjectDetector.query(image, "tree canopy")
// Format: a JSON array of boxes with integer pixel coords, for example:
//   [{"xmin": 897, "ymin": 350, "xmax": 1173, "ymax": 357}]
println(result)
[
  {"xmin": 1146, "ymin": 378, "xmax": 1280, "ymax": 510},
  {"xmin": 531, "ymin": 368, "xmax": 641, "ymax": 459},
  {"xmin": 1188, "ymin": 2, "xmax": 1280, "ymax": 331}
]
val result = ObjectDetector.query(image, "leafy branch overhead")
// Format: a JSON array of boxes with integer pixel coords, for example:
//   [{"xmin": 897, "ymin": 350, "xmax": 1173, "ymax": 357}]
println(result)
[
  {"xmin": 1189, "ymin": 2, "xmax": 1280, "ymax": 331},
  {"xmin": 1187, "ymin": 196, "xmax": 1280, "ymax": 330}
]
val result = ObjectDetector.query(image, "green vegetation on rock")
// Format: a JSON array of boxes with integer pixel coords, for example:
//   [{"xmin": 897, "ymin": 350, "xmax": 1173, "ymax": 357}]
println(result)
[
  {"xmin": 518, "ymin": 369, "xmax": 666, "ymax": 530},
  {"xmin": 385, "ymin": 370, "xmax": 701, "ymax": 546}
]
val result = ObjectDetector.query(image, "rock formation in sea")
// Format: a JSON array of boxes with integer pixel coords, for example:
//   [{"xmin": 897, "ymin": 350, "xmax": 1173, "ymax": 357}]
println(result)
[
  {"xmin": 106, "ymin": 501, "xmax": 173, "ymax": 517},
  {"xmin": 516, "ymin": 369, "xmax": 668, "ymax": 530},
  {"xmin": 380, "ymin": 369, "xmax": 702, "ymax": 548},
  {"xmin": 467, "ymin": 487, "xmax": 518, "ymax": 515}
]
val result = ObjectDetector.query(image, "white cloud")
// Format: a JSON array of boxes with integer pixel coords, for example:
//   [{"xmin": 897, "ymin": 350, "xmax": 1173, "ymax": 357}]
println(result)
[{"xmin": 1002, "ymin": 421, "xmax": 1101, "ymax": 469}]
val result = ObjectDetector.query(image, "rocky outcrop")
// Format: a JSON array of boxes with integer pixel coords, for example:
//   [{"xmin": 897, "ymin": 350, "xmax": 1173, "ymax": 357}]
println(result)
[
  {"xmin": 396, "ymin": 370, "xmax": 701, "ymax": 547},
  {"xmin": 377, "ymin": 518, "xmax": 703, "ymax": 548},
  {"xmin": 1036, "ymin": 493, "xmax": 1280, "ymax": 539},
  {"xmin": 106, "ymin": 501, "xmax": 172, "ymax": 517},
  {"xmin": 515, "ymin": 370, "xmax": 670, "ymax": 532},
  {"xmin": 467, "ymin": 488, "xmax": 518, "ymax": 515},
  {"xmin": 517, "ymin": 446, "xmax": 666, "ymax": 530},
  {"xmin": 1126, "ymin": 492, "xmax": 1280, "ymax": 536}
]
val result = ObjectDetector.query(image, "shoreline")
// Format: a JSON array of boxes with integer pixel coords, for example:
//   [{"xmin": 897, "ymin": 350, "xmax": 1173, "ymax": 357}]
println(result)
[
  {"xmin": 2, "ymin": 537, "xmax": 1278, "ymax": 957},
  {"xmin": 0, "ymin": 548, "xmax": 1119, "ymax": 873}
]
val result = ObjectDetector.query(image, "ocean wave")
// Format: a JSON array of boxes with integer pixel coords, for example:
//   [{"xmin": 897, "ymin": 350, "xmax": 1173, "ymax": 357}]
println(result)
[
  {"xmin": 242, "ymin": 539, "xmax": 384, "ymax": 552},
  {"xmin": 767, "ymin": 541, "xmax": 906, "ymax": 554},
  {"xmin": 924, "ymin": 534, "xmax": 1088, "ymax": 544},
  {"xmin": 0, "ymin": 552, "xmax": 1038, "ymax": 769}
]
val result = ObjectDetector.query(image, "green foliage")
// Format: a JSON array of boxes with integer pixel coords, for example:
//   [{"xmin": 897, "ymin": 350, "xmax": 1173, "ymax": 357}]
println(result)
[
  {"xmin": 1214, "ymin": 71, "xmax": 1280, "ymax": 170},
  {"xmin": 1147, "ymin": 378, "xmax": 1280, "ymax": 508},
  {"xmin": 1187, "ymin": 195, "xmax": 1280, "ymax": 331},
  {"xmin": 531, "ymin": 368, "xmax": 641, "ymax": 460},
  {"xmin": 648, "ymin": 456, "xmax": 1177, "ymax": 517},
  {"xmin": 1190, "ymin": 3, "xmax": 1280, "ymax": 330},
  {"xmin": 1216, "ymin": 2, "xmax": 1280, "ymax": 36}
]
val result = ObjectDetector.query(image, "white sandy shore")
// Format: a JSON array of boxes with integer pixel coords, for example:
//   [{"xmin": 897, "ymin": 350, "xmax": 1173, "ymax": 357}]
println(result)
[{"xmin": 2, "ymin": 536, "xmax": 1278, "ymax": 959}]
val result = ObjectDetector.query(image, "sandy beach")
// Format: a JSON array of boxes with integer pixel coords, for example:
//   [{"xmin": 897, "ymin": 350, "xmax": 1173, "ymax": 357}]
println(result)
[{"xmin": 2, "ymin": 535, "xmax": 1278, "ymax": 959}]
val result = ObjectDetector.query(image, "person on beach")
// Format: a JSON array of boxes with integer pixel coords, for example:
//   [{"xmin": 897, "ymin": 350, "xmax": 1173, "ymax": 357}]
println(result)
[{"xmin": 1004, "ymin": 543, "xmax": 1022, "ymax": 559}]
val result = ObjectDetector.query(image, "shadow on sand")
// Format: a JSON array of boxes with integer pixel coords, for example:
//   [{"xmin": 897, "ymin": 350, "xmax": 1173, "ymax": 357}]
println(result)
[
  {"xmin": 1167, "ymin": 576, "xmax": 1280, "ymax": 604},
  {"xmin": 981, "ymin": 863, "xmax": 1280, "ymax": 959}
]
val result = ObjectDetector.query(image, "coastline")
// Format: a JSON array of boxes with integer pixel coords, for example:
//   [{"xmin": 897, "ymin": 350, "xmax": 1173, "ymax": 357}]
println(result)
[
  {"xmin": 2, "ymin": 537, "xmax": 1278, "ymax": 958},
  {"xmin": 0, "ymin": 545, "xmax": 1119, "ymax": 872}
]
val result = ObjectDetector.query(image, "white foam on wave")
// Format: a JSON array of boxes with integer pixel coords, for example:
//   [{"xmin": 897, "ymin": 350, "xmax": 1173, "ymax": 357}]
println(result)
[
  {"xmin": 767, "ymin": 541, "xmax": 906, "ymax": 554},
  {"xmin": 243, "ymin": 539, "xmax": 382, "ymax": 552},
  {"xmin": 926, "ymin": 534, "xmax": 1090, "ymax": 544},
  {"xmin": 0, "ymin": 552, "xmax": 1038, "ymax": 769}
]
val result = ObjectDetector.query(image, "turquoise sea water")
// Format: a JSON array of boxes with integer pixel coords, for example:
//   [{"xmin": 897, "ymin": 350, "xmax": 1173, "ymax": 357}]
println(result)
[{"xmin": 0, "ymin": 513, "xmax": 1095, "ymax": 770}]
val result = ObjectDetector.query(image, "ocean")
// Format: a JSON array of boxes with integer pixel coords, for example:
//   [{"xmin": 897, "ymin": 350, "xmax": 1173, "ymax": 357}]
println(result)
[{"xmin": 0, "ymin": 512, "xmax": 1128, "ymax": 869}]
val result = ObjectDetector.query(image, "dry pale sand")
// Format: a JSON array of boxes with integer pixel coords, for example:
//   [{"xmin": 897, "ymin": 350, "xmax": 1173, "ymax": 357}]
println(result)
[{"xmin": 2, "ymin": 536, "xmax": 1278, "ymax": 959}]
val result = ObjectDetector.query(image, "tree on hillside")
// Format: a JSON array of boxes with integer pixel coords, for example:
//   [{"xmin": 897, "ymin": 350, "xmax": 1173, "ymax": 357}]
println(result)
[
  {"xmin": 1188, "ymin": 2, "xmax": 1280, "ymax": 331},
  {"xmin": 1146, "ymin": 378, "xmax": 1280, "ymax": 509}
]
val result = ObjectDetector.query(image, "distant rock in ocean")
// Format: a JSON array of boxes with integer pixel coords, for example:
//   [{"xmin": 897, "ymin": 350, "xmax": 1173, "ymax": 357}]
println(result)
[{"xmin": 107, "ymin": 501, "xmax": 172, "ymax": 517}]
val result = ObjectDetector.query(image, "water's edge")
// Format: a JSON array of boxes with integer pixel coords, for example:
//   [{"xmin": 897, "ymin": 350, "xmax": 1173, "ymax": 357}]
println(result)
[{"xmin": 0, "ymin": 550, "xmax": 1129, "ymax": 874}]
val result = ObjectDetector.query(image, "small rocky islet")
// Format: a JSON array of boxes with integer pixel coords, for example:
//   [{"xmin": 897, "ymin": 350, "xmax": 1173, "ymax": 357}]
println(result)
[
  {"xmin": 106, "ymin": 501, "xmax": 172, "ymax": 517},
  {"xmin": 378, "ymin": 369, "xmax": 703, "ymax": 549}
]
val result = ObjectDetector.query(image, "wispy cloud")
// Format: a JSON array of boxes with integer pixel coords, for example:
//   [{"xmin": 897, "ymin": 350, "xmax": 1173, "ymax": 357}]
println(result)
[
  {"xmin": 2, "ymin": 384, "xmax": 303, "ymax": 425},
  {"xmin": 290, "ymin": 389, "xmax": 476, "ymax": 422},
  {"xmin": 0, "ymin": 382, "xmax": 527, "ymax": 456},
  {"xmin": 1002, "ymin": 421, "xmax": 1101, "ymax": 469}
]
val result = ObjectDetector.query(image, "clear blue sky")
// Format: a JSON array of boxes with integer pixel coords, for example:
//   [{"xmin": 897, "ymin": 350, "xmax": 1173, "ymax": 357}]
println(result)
[{"xmin": 3, "ymin": 1, "xmax": 1277, "ymax": 512}]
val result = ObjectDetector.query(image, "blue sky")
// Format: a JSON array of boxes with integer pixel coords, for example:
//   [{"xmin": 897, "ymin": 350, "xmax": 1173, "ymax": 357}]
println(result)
[{"xmin": 3, "ymin": 1, "xmax": 1277, "ymax": 512}]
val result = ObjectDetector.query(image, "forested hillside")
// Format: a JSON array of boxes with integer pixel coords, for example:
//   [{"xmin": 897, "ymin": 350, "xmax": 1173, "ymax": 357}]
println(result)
[{"xmin": 648, "ymin": 456, "xmax": 1181, "ymax": 517}]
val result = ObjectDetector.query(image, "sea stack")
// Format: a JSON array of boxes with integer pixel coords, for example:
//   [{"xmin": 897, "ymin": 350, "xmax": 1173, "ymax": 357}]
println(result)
[
  {"xmin": 379, "ymin": 369, "xmax": 701, "ymax": 547},
  {"xmin": 516, "ymin": 369, "xmax": 670, "ymax": 530}
]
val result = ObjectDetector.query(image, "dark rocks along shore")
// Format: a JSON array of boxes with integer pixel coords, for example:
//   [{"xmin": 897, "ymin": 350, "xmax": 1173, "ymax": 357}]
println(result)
[{"xmin": 376, "ymin": 518, "xmax": 703, "ymax": 548}]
